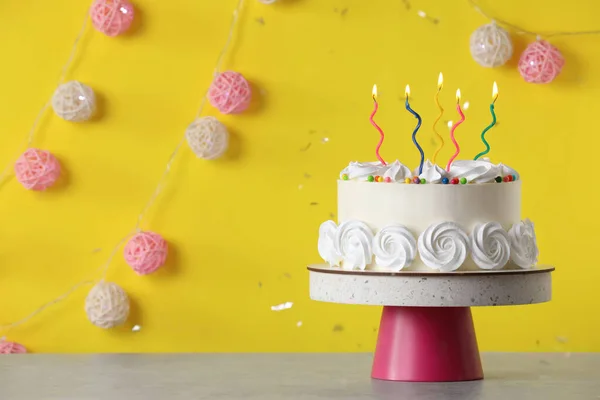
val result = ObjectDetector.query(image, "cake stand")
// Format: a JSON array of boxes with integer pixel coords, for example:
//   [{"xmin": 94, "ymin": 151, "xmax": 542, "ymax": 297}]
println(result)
[{"xmin": 308, "ymin": 264, "xmax": 553, "ymax": 382}]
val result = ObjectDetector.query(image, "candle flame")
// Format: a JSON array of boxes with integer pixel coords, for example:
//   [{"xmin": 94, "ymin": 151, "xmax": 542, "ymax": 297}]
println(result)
[
  {"xmin": 492, "ymin": 81, "xmax": 498, "ymax": 103},
  {"xmin": 456, "ymin": 88, "xmax": 461, "ymax": 103},
  {"xmin": 372, "ymin": 84, "xmax": 378, "ymax": 99},
  {"xmin": 437, "ymin": 72, "xmax": 443, "ymax": 90},
  {"xmin": 405, "ymin": 84, "xmax": 410, "ymax": 98}
]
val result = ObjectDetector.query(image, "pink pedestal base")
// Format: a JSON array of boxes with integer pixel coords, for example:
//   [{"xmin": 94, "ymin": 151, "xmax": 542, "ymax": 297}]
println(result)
[{"xmin": 372, "ymin": 306, "xmax": 483, "ymax": 382}]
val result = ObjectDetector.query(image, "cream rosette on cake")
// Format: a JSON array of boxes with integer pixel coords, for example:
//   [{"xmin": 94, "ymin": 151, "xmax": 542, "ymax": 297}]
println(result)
[
  {"xmin": 448, "ymin": 158, "xmax": 518, "ymax": 183},
  {"xmin": 340, "ymin": 161, "xmax": 385, "ymax": 180},
  {"xmin": 508, "ymin": 219, "xmax": 538, "ymax": 268},
  {"xmin": 413, "ymin": 160, "xmax": 447, "ymax": 184},
  {"xmin": 448, "ymin": 159, "xmax": 499, "ymax": 183},
  {"xmin": 382, "ymin": 160, "xmax": 412, "ymax": 182},
  {"xmin": 318, "ymin": 220, "xmax": 342, "ymax": 267},
  {"xmin": 418, "ymin": 222, "xmax": 470, "ymax": 272},
  {"xmin": 339, "ymin": 160, "xmax": 411, "ymax": 182},
  {"xmin": 470, "ymin": 222, "xmax": 511, "ymax": 270},
  {"xmin": 498, "ymin": 163, "xmax": 518, "ymax": 178},
  {"xmin": 334, "ymin": 220, "xmax": 374, "ymax": 270},
  {"xmin": 372, "ymin": 224, "xmax": 417, "ymax": 271}
]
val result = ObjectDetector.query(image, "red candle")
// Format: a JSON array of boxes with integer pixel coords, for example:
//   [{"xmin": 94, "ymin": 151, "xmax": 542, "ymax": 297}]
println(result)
[
  {"xmin": 446, "ymin": 89, "xmax": 465, "ymax": 172},
  {"xmin": 370, "ymin": 84, "xmax": 387, "ymax": 165}
]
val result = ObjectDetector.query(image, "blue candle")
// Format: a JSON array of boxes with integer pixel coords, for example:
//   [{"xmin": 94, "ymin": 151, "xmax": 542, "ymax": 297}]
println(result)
[{"xmin": 405, "ymin": 85, "xmax": 424, "ymax": 175}]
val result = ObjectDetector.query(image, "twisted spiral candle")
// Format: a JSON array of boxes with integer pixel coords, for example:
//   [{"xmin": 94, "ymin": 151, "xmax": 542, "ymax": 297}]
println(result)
[
  {"xmin": 405, "ymin": 85, "xmax": 424, "ymax": 175},
  {"xmin": 446, "ymin": 89, "xmax": 465, "ymax": 172},
  {"xmin": 370, "ymin": 85, "xmax": 387, "ymax": 166},
  {"xmin": 432, "ymin": 73, "xmax": 445, "ymax": 164}
]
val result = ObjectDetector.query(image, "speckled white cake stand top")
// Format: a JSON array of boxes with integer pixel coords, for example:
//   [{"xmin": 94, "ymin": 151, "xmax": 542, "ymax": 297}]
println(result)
[{"xmin": 308, "ymin": 265, "xmax": 554, "ymax": 307}]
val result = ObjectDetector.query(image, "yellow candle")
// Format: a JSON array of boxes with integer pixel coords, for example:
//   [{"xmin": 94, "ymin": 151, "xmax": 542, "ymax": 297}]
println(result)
[{"xmin": 432, "ymin": 72, "xmax": 444, "ymax": 164}]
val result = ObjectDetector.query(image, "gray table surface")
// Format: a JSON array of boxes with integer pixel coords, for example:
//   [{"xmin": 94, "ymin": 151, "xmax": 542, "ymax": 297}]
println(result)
[{"xmin": 0, "ymin": 353, "xmax": 598, "ymax": 399}]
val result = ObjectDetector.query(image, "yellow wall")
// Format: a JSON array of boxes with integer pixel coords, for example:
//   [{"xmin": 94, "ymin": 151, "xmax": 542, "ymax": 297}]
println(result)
[{"xmin": 0, "ymin": 0, "xmax": 594, "ymax": 352}]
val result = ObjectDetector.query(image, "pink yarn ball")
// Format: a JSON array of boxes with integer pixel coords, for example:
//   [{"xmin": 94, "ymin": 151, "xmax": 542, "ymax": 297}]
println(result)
[
  {"xmin": 14, "ymin": 148, "xmax": 61, "ymax": 191},
  {"xmin": 90, "ymin": 0, "xmax": 135, "ymax": 37},
  {"xmin": 518, "ymin": 40, "xmax": 565, "ymax": 84},
  {"xmin": 0, "ymin": 341, "xmax": 27, "ymax": 354},
  {"xmin": 208, "ymin": 71, "xmax": 252, "ymax": 114},
  {"xmin": 124, "ymin": 231, "xmax": 168, "ymax": 275}
]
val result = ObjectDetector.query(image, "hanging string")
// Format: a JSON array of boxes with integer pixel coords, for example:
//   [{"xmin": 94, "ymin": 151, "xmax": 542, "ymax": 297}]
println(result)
[
  {"xmin": 468, "ymin": 0, "xmax": 600, "ymax": 38},
  {"xmin": 0, "ymin": 0, "xmax": 247, "ymax": 335},
  {"xmin": 0, "ymin": 231, "xmax": 134, "ymax": 333},
  {"xmin": 0, "ymin": 3, "xmax": 93, "ymax": 189},
  {"xmin": 135, "ymin": 0, "xmax": 244, "ymax": 231},
  {"xmin": 0, "ymin": 280, "xmax": 95, "ymax": 333}
]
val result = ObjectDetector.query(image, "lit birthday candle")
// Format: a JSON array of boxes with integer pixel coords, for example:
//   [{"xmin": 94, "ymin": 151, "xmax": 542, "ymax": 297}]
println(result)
[
  {"xmin": 432, "ymin": 73, "xmax": 445, "ymax": 165},
  {"xmin": 446, "ymin": 89, "xmax": 465, "ymax": 172},
  {"xmin": 370, "ymin": 84, "xmax": 387, "ymax": 165},
  {"xmin": 474, "ymin": 82, "xmax": 499, "ymax": 160},
  {"xmin": 405, "ymin": 85, "xmax": 424, "ymax": 175}
]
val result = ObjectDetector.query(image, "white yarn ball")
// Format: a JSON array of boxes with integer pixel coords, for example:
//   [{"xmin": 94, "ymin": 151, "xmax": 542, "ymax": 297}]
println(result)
[
  {"xmin": 470, "ymin": 22, "xmax": 513, "ymax": 68},
  {"xmin": 85, "ymin": 281, "xmax": 130, "ymax": 329},
  {"xmin": 185, "ymin": 117, "xmax": 229, "ymax": 160},
  {"xmin": 51, "ymin": 80, "xmax": 96, "ymax": 122}
]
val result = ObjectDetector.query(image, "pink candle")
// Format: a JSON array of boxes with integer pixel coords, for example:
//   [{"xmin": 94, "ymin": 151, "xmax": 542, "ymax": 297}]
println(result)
[
  {"xmin": 446, "ymin": 89, "xmax": 465, "ymax": 172},
  {"xmin": 370, "ymin": 84, "xmax": 387, "ymax": 165}
]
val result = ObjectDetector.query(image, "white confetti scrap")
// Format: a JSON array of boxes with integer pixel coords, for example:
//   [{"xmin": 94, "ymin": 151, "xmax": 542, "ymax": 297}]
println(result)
[
  {"xmin": 132, "ymin": 325, "xmax": 141, "ymax": 332},
  {"xmin": 271, "ymin": 302, "xmax": 293, "ymax": 311},
  {"xmin": 416, "ymin": 10, "xmax": 439, "ymax": 24},
  {"xmin": 321, "ymin": 137, "xmax": 329, "ymax": 143},
  {"xmin": 463, "ymin": 101, "xmax": 470, "ymax": 110},
  {"xmin": 447, "ymin": 120, "xmax": 453, "ymax": 129},
  {"xmin": 297, "ymin": 321, "xmax": 303, "ymax": 327}
]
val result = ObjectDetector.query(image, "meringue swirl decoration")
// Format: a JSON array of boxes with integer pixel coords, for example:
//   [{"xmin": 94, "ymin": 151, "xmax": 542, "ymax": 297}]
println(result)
[
  {"xmin": 334, "ymin": 220, "xmax": 374, "ymax": 270},
  {"xmin": 508, "ymin": 219, "xmax": 539, "ymax": 269},
  {"xmin": 414, "ymin": 160, "xmax": 447, "ymax": 184},
  {"xmin": 372, "ymin": 224, "xmax": 417, "ymax": 271},
  {"xmin": 317, "ymin": 218, "xmax": 538, "ymax": 272},
  {"xmin": 318, "ymin": 220, "xmax": 342, "ymax": 267},
  {"xmin": 470, "ymin": 222, "xmax": 511, "ymax": 270},
  {"xmin": 418, "ymin": 222, "xmax": 470, "ymax": 272}
]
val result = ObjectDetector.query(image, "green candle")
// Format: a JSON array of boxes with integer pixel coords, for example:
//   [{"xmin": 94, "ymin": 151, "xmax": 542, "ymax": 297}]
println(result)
[{"xmin": 474, "ymin": 82, "xmax": 498, "ymax": 161}]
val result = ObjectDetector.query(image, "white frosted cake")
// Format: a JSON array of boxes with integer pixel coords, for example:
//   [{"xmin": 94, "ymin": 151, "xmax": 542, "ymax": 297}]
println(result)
[{"xmin": 317, "ymin": 159, "xmax": 539, "ymax": 272}]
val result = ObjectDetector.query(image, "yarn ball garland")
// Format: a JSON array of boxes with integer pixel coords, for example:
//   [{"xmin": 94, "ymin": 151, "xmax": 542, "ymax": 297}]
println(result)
[
  {"xmin": 14, "ymin": 148, "xmax": 61, "ymax": 191},
  {"xmin": 470, "ymin": 22, "xmax": 513, "ymax": 68},
  {"xmin": 51, "ymin": 81, "xmax": 96, "ymax": 122},
  {"xmin": 185, "ymin": 117, "xmax": 229, "ymax": 160},
  {"xmin": 124, "ymin": 231, "xmax": 168, "ymax": 275},
  {"xmin": 518, "ymin": 40, "xmax": 565, "ymax": 84},
  {"xmin": 208, "ymin": 71, "xmax": 252, "ymax": 114},
  {"xmin": 85, "ymin": 281, "xmax": 130, "ymax": 329},
  {"xmin": 0, "ymin": 341, "xmax": 27, "ymax": 354},
  {"xmin": 90, "ymin": 0, "xmax": 135, "ymax": 37}
]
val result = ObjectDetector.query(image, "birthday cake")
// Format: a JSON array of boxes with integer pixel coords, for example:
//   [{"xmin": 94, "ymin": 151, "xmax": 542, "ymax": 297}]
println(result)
[{"xmin": 317, "ymin": 159, "xmax": 539, "ymax": 272}]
